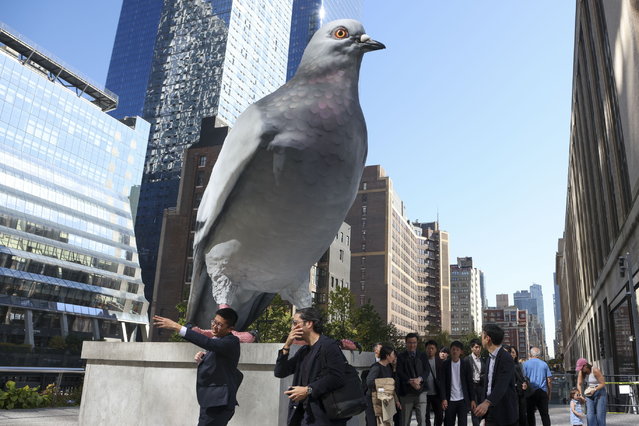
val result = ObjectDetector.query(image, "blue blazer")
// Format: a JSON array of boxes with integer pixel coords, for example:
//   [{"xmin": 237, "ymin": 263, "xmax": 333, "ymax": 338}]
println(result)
[{"xmin": 184, "ymin": 328, "xmax": 243, "ymax": 409}]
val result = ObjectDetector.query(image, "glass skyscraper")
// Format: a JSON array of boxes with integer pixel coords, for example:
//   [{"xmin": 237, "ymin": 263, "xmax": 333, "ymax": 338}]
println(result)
[
  {"xmin": 514, "ymin": 283, "xmax": 545, "ymax": 325},
  {"xmin": 0, "ymin": 23, "xmax": 150, "ymax": 349},
  {"xmin": 106, "ymin": 0, "xmax": 164, "ymax": 119}
]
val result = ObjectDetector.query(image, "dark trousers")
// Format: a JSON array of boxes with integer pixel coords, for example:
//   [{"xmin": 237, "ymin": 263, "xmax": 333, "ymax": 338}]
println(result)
[
  {"xmin": 471, "ymin": 383, "xmax": 484, "ymax": 426},
  {"xmin": 198, "ymin": 406, "xmax": 235, "ymax": 426},
  {"xmin": 444, "ymin": 400, "xmax": 468, "ymax": 426},
  {"xmin": 425, "ymin": 394, "xmax": 444, "ymax": 426},
  {"xmin": 517, "ymin": 394, "xmax": 527, "ymax": 426},
  {"xmin": 526, "ymin": 388, "xmax": 550, "ymax": 426},
  {"xmin": 486, "ymin": 407, "xmax": 517, "ymax": 426}
]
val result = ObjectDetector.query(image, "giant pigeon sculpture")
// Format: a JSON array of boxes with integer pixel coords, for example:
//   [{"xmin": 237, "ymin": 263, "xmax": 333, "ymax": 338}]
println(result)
[{"xmin": 186, "ymin": 19, "xmax": 385, "ymax": 331}]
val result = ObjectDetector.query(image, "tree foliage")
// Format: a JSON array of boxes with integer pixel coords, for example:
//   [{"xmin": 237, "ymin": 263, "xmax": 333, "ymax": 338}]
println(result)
[{"xmin": 247, "ymin": 294, "xmax": 293, "ymax": 343}]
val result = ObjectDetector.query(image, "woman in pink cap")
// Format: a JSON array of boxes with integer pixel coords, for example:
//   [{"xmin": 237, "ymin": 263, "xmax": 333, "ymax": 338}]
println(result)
[{"xmin": 575, "ymin": 358, "xmax": 606, "ymax": 426}]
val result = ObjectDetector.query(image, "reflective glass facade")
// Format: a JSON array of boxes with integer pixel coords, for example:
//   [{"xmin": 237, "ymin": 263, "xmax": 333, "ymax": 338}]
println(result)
[
  {"xmin": 286, "ymin": 0, "xmax": 362, "ymax": 80},
  {"xmin": 106, "ymin": 0, "xmax": 164, "ymax": 119},
  {"xmin": 0, "ymin": 35, "xmax": 151, "ymax": 347},
  {"xmin": 128, "ymin": 0, "xmax": 292, "ymax": 300}
]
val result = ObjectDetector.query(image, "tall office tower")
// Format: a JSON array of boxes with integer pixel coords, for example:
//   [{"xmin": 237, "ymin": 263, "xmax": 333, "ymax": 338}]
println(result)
[
  {"xmin": 449, "ymin": 257, "xmax": 483, "ymax": 336},
  {"xmin": 480, "ymin": 271, "xmax": 487, "ymax": 309},
  {"xmin": 0, "ymin": 25, "xmax": 150, "ymax": 350},
  {"xmin": 106, "ymin": 0, "xmax": 293, "ymax": 301},
  {"xmin": 106, "ymin": 0, "xmax": 164, "ymax": 119},
  {"xmin": 311, "ymin": 222, "xmax": 352, "ymax": 310},
  {"xmin": 514, "ymin": 284, "xmax": 545, "ymax": 325},
  {"xmin": 514, "ymin": 284, "xmax": 547, "ymax": 356},
  {"xmin": 557, "ymin": 0, "xmax": 639, "ymax": 375},
  {"xmin": 414, "ymin": 221, "xmax": 451, "ymax": 333},
  {"xmin": 286, "ymin": 0, "xmax": 362, "ymax": 80},
  {"xmin": 483, "ymin": 301, "xmax": 531, "ymax": 358},
  {"xmin": 496, "ymin": 294, "xmax": 509, "ymax": 308},
  {"xmin": 346, "ymin": 165, "xmax": 434, "ymax": 336}
]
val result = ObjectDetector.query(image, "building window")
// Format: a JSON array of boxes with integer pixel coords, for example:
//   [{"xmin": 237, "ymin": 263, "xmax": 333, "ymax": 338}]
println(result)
[
  {"xmin": 346, "ymin": 236, "xmax": 350, "ymax": 246},
  {"xmin": 360, "ymin": 295, "xmax": 366, "ymax": 306},
  {"xmin": 198, "ymin": 156, "xmax": 207, "ymax": 167},
  {"xmin": 195, "ymin": 171, "xmax": 205, "ymax": 187},
  {"xmin": 194, "ymin": 192, "xmax": 203, "ymax": 208},
  {"xmin": 340, "ymin": 232, "xmax": 344, "ymax": 242},
  {"xmin": 361, "ymin": 206, "xmax": 367, "ymax": 215},
  {"xmin": 362, "ymin": 182, "xmax": 367, "ymax": 190}
]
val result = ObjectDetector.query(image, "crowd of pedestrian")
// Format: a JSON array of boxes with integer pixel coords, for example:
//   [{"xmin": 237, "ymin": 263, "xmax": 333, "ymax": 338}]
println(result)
[{"xmin": 152, "ymin": 308, "xmax": 608, "ymax": 426}]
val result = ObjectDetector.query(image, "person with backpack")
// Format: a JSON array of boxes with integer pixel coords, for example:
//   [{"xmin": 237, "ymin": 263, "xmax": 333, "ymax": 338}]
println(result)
[{"xmin": 274, "ymin": 307, "xmax": 348, "ymax": 425}]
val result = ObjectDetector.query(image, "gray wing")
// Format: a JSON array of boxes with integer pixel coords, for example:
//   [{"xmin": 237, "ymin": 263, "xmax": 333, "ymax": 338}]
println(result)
[{"xmin": 186, "ymin": 105, "xmax": 270, "ymax": 322}]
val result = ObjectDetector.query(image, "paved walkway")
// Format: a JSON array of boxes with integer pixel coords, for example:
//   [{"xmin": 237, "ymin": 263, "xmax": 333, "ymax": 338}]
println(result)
[
  {"xmin": 0, "ymin": 407, "xmax": 79, "ymax": 425},
  {"xmin": 0, "ymin": 405, "xmax": 637, "ymax": 425},
  {"xmin": 410, "ymin": 404, "xmax": 638, "ymax": 426}
]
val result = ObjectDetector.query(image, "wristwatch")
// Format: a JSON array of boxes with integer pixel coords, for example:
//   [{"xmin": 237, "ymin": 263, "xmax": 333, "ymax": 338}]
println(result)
[{"xmin": 307, "ymin": 386, "xmax": 313, "ymax": 396}]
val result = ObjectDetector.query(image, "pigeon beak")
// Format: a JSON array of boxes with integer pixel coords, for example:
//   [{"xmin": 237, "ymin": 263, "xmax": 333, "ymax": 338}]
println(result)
[{"xmin": 359, "ymin": 34, "xmax": 385, "ymax": 52}]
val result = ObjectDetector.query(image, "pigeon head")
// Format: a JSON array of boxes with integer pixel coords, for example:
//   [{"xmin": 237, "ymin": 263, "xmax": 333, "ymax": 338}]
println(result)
[{"xmin": 296, "ymin": 19, "xmax": 385, "ymax": 76}]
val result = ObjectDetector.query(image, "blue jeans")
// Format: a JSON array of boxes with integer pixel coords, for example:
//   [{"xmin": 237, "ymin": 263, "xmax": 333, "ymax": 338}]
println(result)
[{"xmin": 586, "ymin": 388, "xmax": 607, "ymax": 426}]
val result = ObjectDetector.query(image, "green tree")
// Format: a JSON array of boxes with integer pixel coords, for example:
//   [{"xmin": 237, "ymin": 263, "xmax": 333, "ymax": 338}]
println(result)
[
  {"xmin": 428, "ymin": 329, "xmax": 451, "ymax": 350},
  {"xmin": 458, "ymin": 331, "xmax": 482, "ymax": 355},
  {"xmin": 351, "ymin": 302, "xmax": 387, "ymax": 350},
  {"xmin": 325, "ymin": 286, "xmax": 355, "ymax": 341},
  {"xmin": 248, "ymin": 294, "xmax": 293, "ymax": 343},
  {"xmin": 169, "ymin": 301, "xmax": 188, "ymax": 342}
]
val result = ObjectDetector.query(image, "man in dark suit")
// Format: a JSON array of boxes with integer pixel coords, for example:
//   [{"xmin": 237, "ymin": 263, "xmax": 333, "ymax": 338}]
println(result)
[
  {"xmin": 440, "ymin": 341, "xmax": 475, "ymax": 426},
  {"xmin": 473, "ymin": 324, "xmax": 518, "ymax": 426},
  {"xmin": 396, "ymin": 333, "xmax": 429, "ymax": 426},
  {"xmin": 274, "ymin": 307, "xmax": 346, "ymax": 425},
  {"xmin": 153, "ymin": 308, "xmax": 243, "ymax": 426},
  {"xmin": 465, "ymin": 339, "xmax": 485, "ymax": 426},
  {"xmin": 424, "ymin": 340, "xmax": 444, "ymax": 426}
]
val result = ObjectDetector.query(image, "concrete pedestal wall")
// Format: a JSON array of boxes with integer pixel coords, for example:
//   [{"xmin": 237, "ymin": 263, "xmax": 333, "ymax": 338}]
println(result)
[{"xmin": 80, "ymin": 342, "xmax": 374, "ymax": 426}]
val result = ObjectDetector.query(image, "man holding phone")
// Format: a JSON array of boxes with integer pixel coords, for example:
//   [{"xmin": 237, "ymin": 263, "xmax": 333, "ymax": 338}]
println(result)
[{"xmin": 274, "ymin": 307, "xmax": 347, "ymax": 425}]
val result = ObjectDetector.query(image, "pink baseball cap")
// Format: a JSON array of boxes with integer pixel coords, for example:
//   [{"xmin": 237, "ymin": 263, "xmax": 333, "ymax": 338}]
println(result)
[{"xmin": 575, "ymin": 358, "xmax": 588, "ymax": 372}]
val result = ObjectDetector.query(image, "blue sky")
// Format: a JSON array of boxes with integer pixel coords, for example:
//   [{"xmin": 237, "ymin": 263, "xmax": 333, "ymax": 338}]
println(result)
[{"xmin": 1, "ymin": 1, "xmax": 576, "ymax": 356}]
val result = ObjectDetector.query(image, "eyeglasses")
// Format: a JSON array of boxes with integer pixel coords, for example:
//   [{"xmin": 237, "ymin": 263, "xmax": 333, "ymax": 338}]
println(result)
[
  {"xmin": 211, "ymin": 320, "xmax": 227, "ymax": 329},
  {"xmin": 291, "ymin": 320, "xmax": 307, "ymax": 326}
]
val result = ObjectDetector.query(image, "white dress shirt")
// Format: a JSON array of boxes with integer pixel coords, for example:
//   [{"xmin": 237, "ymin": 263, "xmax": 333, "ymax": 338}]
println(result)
[{"xmin": 486, "ymin": 346, "xmax": 502, "ymax": 397}]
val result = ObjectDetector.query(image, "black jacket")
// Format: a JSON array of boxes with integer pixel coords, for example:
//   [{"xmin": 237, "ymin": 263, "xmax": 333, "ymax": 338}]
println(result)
[
  {"xmin": 396, "ymin": 351, "xmax": 429, "ymax": 396},
  {"xmin": 440, "ymin": 357, "xmax": 475, "ymax": 410},
  {"xmin": 184, "ymin": 328, "xmax": 242, "ymax": 409},
  {"xmin": 274, "ymin": 335, "xmax": 346, "ymax": 425},
  {"xmin": 483, "ymin": 347, "xmax": 518, "ymax": 425}
]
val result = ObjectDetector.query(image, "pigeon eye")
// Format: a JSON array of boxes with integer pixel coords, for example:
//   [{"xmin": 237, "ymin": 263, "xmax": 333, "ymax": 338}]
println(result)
[{"xmin": 334, "ymin": 28, "xmax": 349, "ymax": 39}]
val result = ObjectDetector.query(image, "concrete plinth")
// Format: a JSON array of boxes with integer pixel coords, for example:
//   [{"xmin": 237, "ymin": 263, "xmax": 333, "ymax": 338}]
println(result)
[{"xmin": 80, "ymin": 342, "xmax": 374, "ymax": 426}]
